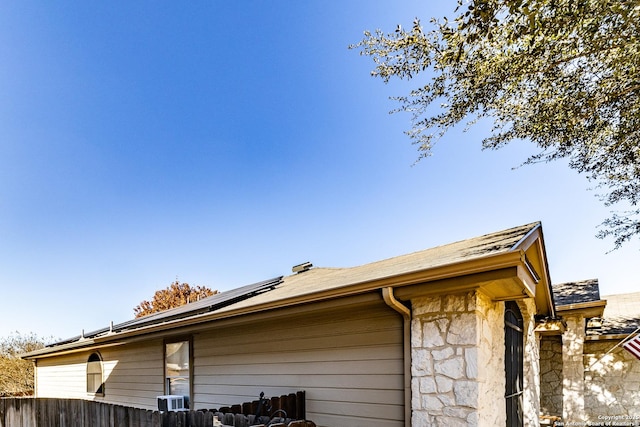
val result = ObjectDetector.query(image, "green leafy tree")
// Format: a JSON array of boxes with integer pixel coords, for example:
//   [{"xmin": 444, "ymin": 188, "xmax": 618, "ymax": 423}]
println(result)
[
  {"xmin": 0, "ymin": 332, "xmax": 51, "ymax": 396},
  {"xmin": 134, "ymin": 281, "xmax": 218, "ymax": 318},
  {"xmin": 351, "ymin": 0, "xmax": 640, "ymax": 247}
]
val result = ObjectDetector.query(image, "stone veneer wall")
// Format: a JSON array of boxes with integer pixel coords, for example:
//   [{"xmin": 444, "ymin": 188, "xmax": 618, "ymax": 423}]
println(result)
[
  {"xmin": 583, "ymin": 340, "xmax": 640, "ymax": 422},
  {"xmin": 519, "ymin": 298, "xmax": 542, "ymax": 427},
  {"xmin": 410, "ymin": 291, "xmax": 506, "ymax": 426},
  {"xmin": 539, "ymin": 336, "xmax": 563, "ymax": 417},
  {"xmin": 563, "ymin": 315, "xmax": 588, "ymax": 422}
]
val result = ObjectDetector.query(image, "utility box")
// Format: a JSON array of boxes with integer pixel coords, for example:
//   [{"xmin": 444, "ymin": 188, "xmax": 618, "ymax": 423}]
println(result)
[{"xmin": 157, "ymin": 395, "xmax": 186, "ymax": 412}]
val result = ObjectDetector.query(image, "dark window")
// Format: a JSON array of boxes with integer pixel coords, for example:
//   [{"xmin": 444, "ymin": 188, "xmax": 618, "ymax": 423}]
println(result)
[
  {"xmin": 87, "ymin": 352, "xmax": 104, "ymax": 395},
  {"xmin": 504, "ymin": 301, "xmax": 523, "ymax": 427}
]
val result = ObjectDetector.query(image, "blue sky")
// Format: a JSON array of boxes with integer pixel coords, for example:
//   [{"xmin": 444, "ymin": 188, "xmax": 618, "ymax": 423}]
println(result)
[{"xmin": 1, "ymin": 1, "xmax": 638, "ymax": 340}]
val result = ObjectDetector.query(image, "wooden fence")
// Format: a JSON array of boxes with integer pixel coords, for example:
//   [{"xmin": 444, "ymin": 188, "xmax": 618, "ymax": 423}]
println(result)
[
  {"xmin": 216, "ymin": 391, "xmax": 306, "ymax": 421},
  {"xmin": 0, "ymin": 392, "xmax": 315, "ymax": 427}
]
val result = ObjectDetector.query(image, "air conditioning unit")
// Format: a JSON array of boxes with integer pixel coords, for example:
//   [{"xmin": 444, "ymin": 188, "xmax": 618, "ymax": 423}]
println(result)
[{"xmin": 157, "ymin": 395, "xmax": 186, "ymax": 412}]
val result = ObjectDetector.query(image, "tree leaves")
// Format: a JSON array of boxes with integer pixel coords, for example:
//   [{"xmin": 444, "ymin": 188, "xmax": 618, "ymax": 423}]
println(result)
[
  {"xmin": 133, "ymin": 281, "xmax": 218, "ymax": 318},
  {"xmin": 0, "ymin": 332, "xmax": 51, "ymax": 396},
  {"xmin": 351, "ymin": 0, "xmax": 640, "ymax": 247}
]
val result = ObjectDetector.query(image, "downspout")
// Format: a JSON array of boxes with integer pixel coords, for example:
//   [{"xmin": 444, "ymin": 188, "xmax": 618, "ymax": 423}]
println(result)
[{"xmin": 382, "ymin": 287, "xmax": 412, "ymax": 427}]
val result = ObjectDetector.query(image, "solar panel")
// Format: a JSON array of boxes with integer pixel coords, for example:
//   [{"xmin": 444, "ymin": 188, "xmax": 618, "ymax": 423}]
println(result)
[{"xmin": 50, "ymin": 276, "xmax": 282, "ymax": 346}]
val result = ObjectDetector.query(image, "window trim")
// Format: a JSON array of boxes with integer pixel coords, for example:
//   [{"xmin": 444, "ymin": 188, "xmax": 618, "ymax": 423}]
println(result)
[
  {"xmin": 163, "ymin": 336, "xmax": 193, "ymax": 408},
  {"xmin": 86, "ymin": 352, "xmax": 105, "ymax": 396}
]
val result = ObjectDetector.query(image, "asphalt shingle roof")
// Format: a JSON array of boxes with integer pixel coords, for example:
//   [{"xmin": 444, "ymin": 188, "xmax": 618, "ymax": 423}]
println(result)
[
  {"xmin": 553, "ymin": 280, "xmax": 640, "ymax": 336},
  {"xmin": 28, "ymin": 222, "xmax": 543, "ymax": 357},
  {"xmin": 552, "ymin": 279, "xmax": 601, "ymax": 306}
]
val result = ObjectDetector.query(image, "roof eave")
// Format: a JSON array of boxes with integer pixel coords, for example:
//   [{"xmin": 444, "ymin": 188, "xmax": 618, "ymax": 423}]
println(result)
[
  {"xmin": 556, "ymin": 300, "xmax": 607, "ymax": 318},
  {"xmin": 25, "ymin": 251, "xmax": 533, "ymax": 359},
  {"xmin": 510, "ymin": 223, "xmax": 556, "ymax": 317},
  {"xmin": 25, "ymin": 223, "xmax": 555, "ymax": 359}
]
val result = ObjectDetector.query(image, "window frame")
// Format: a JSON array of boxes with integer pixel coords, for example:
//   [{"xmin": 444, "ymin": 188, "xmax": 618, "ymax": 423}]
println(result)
[
  {"xmin": 86, "ymin": 352, "xmax": 105, "ymax": 396},
  {"xmin": 504, "ymin": 301, "xmax": 524, "ymax": 427},
  {"xmin": 163, "ymin": 336, "xmax": 193, "ymax": 408}
]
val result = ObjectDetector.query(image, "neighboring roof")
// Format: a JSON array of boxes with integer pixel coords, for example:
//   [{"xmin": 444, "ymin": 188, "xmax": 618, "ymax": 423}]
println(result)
[
  {"xmin": 553, "ymin": 280, "xmax": 640, "ymax": 337},
  {"xmin": 24, "ymin": 221, "xmax": 550, "ymax": 359},
  {"xmin": 589, "ymin": 291, "xmax": 640, "ymax": 336},
  {"xmin": 553, "ymin": 279, "xmax": 601, "ymax": 306}
]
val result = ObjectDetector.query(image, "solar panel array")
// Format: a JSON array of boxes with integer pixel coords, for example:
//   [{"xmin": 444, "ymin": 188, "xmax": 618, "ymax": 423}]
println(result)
[{"xmin": 51, "ymin": 276, "xmax": 283, "ymax": 347}]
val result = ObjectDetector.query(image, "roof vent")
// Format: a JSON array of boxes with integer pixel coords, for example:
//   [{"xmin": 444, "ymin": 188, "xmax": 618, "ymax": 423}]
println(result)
[{"xmin": 292, "ymin": 262, "xmax": 313, "ymax": 274}]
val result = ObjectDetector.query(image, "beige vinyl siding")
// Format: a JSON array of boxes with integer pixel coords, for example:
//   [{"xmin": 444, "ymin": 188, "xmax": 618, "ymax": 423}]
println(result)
[
  {"xmin": 192, "ymin": 294, "xmax": 404, "ymax": 427},
  {"xmin": 35, "ymin": 339, "xmax": 165, "ymax": 410},
  {"xmin": 99, "ymin": 339, "xmax": 165, "ymax": 409},
  {"xmin": 36, "ymin": 353, "xmax": 88, "ymax": 399},
  {"xmin": 34, "ymin": 294, "xmax": 405, "ymax": 424}
]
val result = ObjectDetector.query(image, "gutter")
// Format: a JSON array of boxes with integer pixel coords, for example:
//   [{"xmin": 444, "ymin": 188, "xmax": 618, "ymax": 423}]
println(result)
[
  {"xmin": 24, "ymin": 250, "xmax": 537, "ymax": 360},
  {"xmin": 556, "ymin": 300, "xmax": 607, "ymax": 318},
  {"xmin": 382, "ymin": 287, "xmax": 411, "ymax": 427}
]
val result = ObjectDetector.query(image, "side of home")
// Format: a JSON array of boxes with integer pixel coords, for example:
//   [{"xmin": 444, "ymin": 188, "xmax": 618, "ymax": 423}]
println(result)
[
  {"xmin": 34, "ymin": 294, "xmax": 405, "ymax": 427},
  {"xmin": 24, "ymin": 222, "xmax": 557, "ymax": 427}
]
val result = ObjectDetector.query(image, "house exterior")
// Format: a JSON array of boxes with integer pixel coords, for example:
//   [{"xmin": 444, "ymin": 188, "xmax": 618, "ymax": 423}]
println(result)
[
  {"xmin": 540, "ymin": 282, "xmax": 640, "ymax": 424},
  {"xmin": 23, "ymin": 222, "xmax": 558, "ymax": 426}
]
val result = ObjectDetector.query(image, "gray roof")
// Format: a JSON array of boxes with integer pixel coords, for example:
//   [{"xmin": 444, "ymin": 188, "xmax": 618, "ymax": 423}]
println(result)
[
  {"xmin": 553, "ymin": 280, "xmax": 640, "ymax": 336},
  {"xmin": 552, "ymin": 279, "xmax": 601, "ymax": 306},
  {"xmin": 223, "ymin": 222, "xmax": 543, "ymax": 313},
  {"xmin": 28, "ymin": 222, "xmax": 543, "ymax": 358}
]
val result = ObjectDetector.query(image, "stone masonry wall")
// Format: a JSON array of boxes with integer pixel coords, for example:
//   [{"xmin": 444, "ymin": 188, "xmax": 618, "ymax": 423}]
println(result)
[
  {"xmin": 410, "ymin": 291, "xmax": 505, "ymax": 427},
  {"xmin": 539, "ymin": 336, "xmax": 563, "ymax": 417},
  {"xmin": 563, "ymin": 315, "xmax": 586, "ymax": 422},
  {"xmin": 519, "ymin": 298, "xmax": 542, "ymax": 427},
  {"xmin": 477, "ymin": 291, "xmax": 506, "ymax": 427},
  {"xmin": 583, "ymin": 340, "xmax": 640, "ymax": 422}
]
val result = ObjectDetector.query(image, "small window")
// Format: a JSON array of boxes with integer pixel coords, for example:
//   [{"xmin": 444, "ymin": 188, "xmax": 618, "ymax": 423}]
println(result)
[
  {"xmin": 87, "ymin": 352, "xmax": 104, "ymax": 395},
  {"xmin": 165, "ymin": 339, "xmax": 191, "ymax": 407}
]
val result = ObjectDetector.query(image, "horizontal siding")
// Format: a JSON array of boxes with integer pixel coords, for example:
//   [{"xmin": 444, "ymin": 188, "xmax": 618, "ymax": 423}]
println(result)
[
  {"xmin": 196, "ymin": 328, "xmax": 400, "ymax": 356},
  {"xmin": 35, "ymin": 294, "xmax": 406, "ymax": 426},
  {"xmin": 192, "ymin": 296, "xmax": 404, "ymax": 427},
  {"xmin": 36, "ymin": 354, "xmax": 88, "ymax": 399},
  {"xmin": 100, "ymin": 339, "xmax": 164, "ymax": 409},
  {"xmin": 196, "ymin": 373, "xmax": 401, "ymax": 390},
  {"xmin": 36, "ymin": 339, "xmax": 165, "ymax": 410},
  {"xmin": 195, "ymin": 359, "xmax": 402, "ymax": 376}
]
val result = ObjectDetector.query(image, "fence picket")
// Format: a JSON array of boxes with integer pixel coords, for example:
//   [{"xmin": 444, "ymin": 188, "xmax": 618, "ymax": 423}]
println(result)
[
  {"xmin": 6, "ymin": 398, "xmax": 19, "ymax": 427},
  {"xmin": 0, "ymin": 394, "xmax": 313, "ymax": 427},
  {"xmin": 202, "ymin": 411, "xmax": 214, "ymax": 427}
]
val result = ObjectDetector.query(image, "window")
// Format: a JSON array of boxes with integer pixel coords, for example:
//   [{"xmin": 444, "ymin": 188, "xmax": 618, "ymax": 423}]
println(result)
[
  {"xmin": 504, "ymin": 301, "xmax": 523, "ymax": 427},
  {"xmin": 165, "ymin": 338, "xmax": 192, "ymax": 407},
  {"xmin": 86, "ymin": 352, "xmax": 104, "ymax": 395}
]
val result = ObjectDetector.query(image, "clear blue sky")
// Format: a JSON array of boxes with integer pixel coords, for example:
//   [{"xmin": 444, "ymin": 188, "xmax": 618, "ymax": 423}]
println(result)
[{"xmin": 1, "ymin": 1, "xmax": 638, "ymax": 340}]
